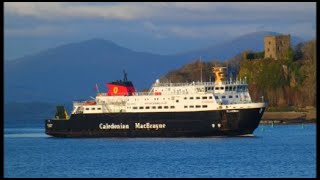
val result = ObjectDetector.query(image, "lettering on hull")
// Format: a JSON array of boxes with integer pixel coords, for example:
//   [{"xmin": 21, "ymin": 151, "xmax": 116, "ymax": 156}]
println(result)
[
  {"xmin": 99, "ymin": 123, "xmax": 129, "ymax": 130},
  {"xmin": 226, "ymin": 110, "xmax": 239, "ymax": 113},
  {"xmin": 135, "ymin": 123, "xmax": 166, "ymax": 130},
  {"xmin": 98, "ymin": 123, "xmax": 166, "ymax": 130}
]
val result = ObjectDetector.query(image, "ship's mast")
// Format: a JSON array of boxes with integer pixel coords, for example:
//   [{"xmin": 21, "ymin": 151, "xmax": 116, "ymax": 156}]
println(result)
[
  {"xmin": 123, "ymin": 70, "xmax": 128, "ymax": 82},
  {"xmin": 200, "ymin": 56, "xmax": 202, "ymax": 83}
]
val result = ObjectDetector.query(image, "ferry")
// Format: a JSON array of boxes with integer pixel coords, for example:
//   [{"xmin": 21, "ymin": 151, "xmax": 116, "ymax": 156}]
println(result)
[{"xmin": 45, "ymin": 67, "xmax": 268, "ymax": 137}]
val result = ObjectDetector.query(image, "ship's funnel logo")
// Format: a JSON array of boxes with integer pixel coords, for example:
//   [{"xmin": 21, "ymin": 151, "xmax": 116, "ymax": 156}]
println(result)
[{"xmin": 113, "ymin": 87, "xmax": 119, "ymax": 94}]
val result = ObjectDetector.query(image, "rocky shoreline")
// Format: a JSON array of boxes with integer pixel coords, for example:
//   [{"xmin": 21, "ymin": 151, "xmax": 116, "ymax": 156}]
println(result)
[{"xmin": 260, "ymin": 111, "xmax": 316, "ymax": 124}]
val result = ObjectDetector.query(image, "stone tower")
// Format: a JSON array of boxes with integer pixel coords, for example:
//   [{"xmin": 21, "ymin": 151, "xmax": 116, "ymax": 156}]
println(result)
[{"xmin": 264, "ymin": 34, "xmax": 291, "ymax": 60}]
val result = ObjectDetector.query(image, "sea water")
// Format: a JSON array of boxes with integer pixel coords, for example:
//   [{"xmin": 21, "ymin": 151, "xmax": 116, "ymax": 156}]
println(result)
[{"xmin": 4, "ymin": 122, "xmax": 316, "ymax": 178}]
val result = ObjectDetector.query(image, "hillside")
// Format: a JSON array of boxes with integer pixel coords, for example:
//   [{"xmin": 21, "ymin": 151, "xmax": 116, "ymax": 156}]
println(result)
[
  {"xmin": 161, "ymin": 39, "xmax": 316, "ymax": 109},
  {"xmin": 239, "ymin": 39, "xmax": 316, "ymax": 108}
]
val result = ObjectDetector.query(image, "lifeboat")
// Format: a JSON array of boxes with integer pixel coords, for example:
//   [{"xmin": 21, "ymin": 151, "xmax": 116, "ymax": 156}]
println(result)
[{"xmin": 84, "ymin": 101, "xmax": 96, "ymax": 105}]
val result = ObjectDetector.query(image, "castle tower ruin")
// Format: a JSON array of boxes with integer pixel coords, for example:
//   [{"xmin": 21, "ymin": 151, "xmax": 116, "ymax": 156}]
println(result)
[{"xmin": 264, "ymin": 34, "xmax": 291, "ymax": 60}]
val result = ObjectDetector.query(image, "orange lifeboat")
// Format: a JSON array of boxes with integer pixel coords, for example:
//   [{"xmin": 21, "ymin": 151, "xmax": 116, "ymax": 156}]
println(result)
[{"xmin": 84, "ymin": 101, "xmax": 96, "ymax": 105}]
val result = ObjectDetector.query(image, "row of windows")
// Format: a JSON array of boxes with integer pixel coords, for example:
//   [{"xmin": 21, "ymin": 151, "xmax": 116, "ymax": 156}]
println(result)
[
  {"xmin": 132, "ymin": 96, "xmax": 212, "ymax": 102},
  {"xmin": 213, "ymin": 86, "xmax": 248, "ymax": 91},
  {"xmin": 183, "ymin": 96, "xmax": 212, "ymax": 100},
  {"xmin": 85, "ymin": 107, "xmax": 102, "ymax": 110},
  {"xmin": 131, "ymin": 106, "xmax": 175, "ymax": 110},
  {"xmin": 184, "ymin": 105, "xmax": 208, "ymax": 108},
  {"xmin": 268, "ymin": 41, "xmax": 286, "ymax": 45},
  {"xmin": 133, "ymin": 97, "xmax": 173, "ymax": 101},
  {"xmin": 215, "ymin": 95, "xmax": 239, "ymax": 99},
  {"xmin": 267, "ymin": 47, "xmax": 282, "ymax": 52}
]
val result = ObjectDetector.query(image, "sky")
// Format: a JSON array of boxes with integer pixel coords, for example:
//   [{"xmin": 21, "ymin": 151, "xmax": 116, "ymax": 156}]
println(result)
[{"xmin": 4, "ymin": 2, "xmax": 316, "ymax": 60}]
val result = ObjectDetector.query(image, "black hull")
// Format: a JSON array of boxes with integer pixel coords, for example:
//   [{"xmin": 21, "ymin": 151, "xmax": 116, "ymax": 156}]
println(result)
[{"xmin": 45, "ymin": 108, "xmax": 265, "ymax": 137}]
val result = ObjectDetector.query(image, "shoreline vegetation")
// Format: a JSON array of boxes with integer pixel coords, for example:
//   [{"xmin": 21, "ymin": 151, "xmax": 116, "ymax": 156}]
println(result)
[{"xmin": 261, "ymin": 106, "xmax": 316, "ymax": 124}]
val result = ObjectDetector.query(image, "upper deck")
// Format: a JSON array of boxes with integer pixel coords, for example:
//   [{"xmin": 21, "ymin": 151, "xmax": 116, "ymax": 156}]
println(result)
[{"xmin": 151, "ymin": 78, "xmax": 248, "ymax": 87}]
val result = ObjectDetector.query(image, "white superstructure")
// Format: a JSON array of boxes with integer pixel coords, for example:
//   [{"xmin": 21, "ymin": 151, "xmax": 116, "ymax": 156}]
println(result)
[{"xmin": 72, "ymin": 67, "xmax": 265, "ymax": 114}]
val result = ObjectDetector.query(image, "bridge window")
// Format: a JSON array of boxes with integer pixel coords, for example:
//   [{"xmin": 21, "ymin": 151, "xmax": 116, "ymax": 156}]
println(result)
[
  {"xmin": 202, "ymin": 105, "xmax": 208, "ymax": 108},
  {"xmin": 202, "ymin": 96, "xmax": 207, "ymax": 99}
]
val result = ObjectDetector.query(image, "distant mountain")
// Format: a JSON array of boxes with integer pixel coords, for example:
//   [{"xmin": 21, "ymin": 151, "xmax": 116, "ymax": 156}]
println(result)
[
  {"xmin": 174, "ymin": 31, "xmax": 304, "ymax": 61},
  {"xmin": 4, "ymin": 31, "xmax": 305, "ymax": 103},
  {"xmin": 4, "ymin": 39, "xmax": 178, "ymax": 103}
]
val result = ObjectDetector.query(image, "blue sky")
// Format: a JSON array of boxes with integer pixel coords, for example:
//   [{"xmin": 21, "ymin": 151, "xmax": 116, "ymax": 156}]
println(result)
[{"xmin": 4, "ymin": 2, "xmax": 316, "ymax": 60}]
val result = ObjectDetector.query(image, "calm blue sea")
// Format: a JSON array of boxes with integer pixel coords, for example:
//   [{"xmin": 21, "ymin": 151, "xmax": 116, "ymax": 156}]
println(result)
[{"xmin": 4, "ymin": 122, "xmax": 316, "ymax": 178}]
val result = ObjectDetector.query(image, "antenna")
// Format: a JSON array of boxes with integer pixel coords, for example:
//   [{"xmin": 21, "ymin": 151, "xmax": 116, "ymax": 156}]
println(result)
[
  {"xmin": 95, "ymin": 83, "xmax": 100, "ymax": 94},
  {"xmin": 123, "ymin": 70, "xmax": 128, "ymax": 81},
  {"xmin": 200, "ymin": 56, "xmax": 203, "ymax": 83}
]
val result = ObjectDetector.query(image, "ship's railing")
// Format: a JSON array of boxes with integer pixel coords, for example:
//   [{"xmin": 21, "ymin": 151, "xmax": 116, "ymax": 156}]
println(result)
[
  {"xmin": 132, "ymin": 92, "xmax": 153, "ymax": 96},
  {"xmin": 152, "ymin": 82, "xmax": 215, "ymax": 87},
  {"xmin": 152, "ymin": 80, "xmax": 248, "ymax": 87},
  {"xmin": 97, "ymin": 93, "xmax": 107, "ymax": 96},
  {"xmin": 216, "ymin": 100, "xmax": 253, "ymax": 105},
  {"xmin": 73, "ymin": 101, "xmax": 86, "ymax": 104}
]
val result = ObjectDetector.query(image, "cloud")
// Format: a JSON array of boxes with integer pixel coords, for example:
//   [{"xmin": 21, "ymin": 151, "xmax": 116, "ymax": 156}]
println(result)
[
  {"xmin": 4, "ymin": 2, "xmax": 316, "ymax": 40},
  {"xmin": 4, "ymin": 2, "xmax": 316, "ymax": 22},
  {"xmin": 5, "ymin": 25, "xmax": 73, "ymax": 37},
  {"xmin": 4, "ymin": 2, "xmax": 155, "ymax": 21},
  {"xmin": 141, "ymin": 20, "xmax": 316, "ymax": 42},
  {"xmin": 142, "ymin": 23, "xmax": 264, "ymax": 40}
]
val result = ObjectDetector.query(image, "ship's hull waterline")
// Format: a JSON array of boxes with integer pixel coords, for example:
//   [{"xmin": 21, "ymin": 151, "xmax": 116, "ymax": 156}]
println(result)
[{"xmin": 45, "ymin": 107, "xmax": 265, "ymax": 137}]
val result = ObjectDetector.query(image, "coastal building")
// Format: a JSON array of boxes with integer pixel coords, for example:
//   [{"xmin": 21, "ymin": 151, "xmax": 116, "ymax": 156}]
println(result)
[{"xmin": 264, "ymin": 34, "xmax": 291, "ymax": 60}]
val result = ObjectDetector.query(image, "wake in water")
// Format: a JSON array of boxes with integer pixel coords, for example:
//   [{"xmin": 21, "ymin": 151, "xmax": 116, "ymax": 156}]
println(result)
[{"xmin": 238, "ymin": 134, "xmax": 255, "ymax": 137}]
